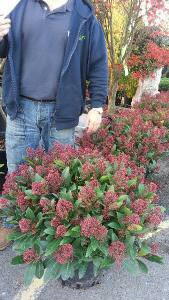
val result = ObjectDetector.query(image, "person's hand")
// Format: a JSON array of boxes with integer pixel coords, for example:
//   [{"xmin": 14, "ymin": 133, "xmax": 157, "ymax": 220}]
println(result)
[
  {"xmin": 87, "ymin": 109, "xmax": 102, "ymax": 133},
  {"xmin": 0, "ymin": 15, "xmax": 11, "ymax": 40}
]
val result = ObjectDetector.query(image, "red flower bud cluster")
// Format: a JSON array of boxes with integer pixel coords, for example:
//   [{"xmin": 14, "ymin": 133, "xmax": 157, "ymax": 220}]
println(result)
[
  {"xmin": 147, "ymin": 207, "xmax": 164, "ymax": 226},
  {"xmin": 0, "ymin": 198, "xmax": 9, "ymax": 208},
  {"xmin": 81, "ymin": 217, "xmax": 108, "ymax": 241},
  {"xmin": 56, "ymin": 199, "xmax": 73, "ymax": 219},
  {"xmin": 17, "ymin": 191, "xmax": 28, "ymax": 211},
  {"xmin": 131, "ymin": 199, "xmax": 148, "ymax": 215},
  {"xmin": 32, "ymin": 181, "xmax": 48, "ymax": 195},
  {"xmin": 23, "ymin": 249, "xmax": 38, "ymax": 264},
  {"xmin": 54, "ymin": 244, "xmax": 73, "ymax": 264},
  {"xmin": 56, "ymin": 225, "xmax": 67, "ymax": 237},
  {"xmin": 51, "ymin": 217, "xmax": 61, "ymax": 228},
  {"xmin": 124, "ymin": 214, "xmax": 141, "ymax": 225},
  {"xmin": 45, "ymin": 168, "xmax": 62, "ymax": 193},
  {"xmin": 109, "ymin": 241, "xmax": 126, "ymax": 265},
  {"xmin": 78, "ymin": 181, "xmax": 98, "ymax": 209},
  {"xmin": 19, "ymin": 218, "xmax": 32, "ymax": 233}
]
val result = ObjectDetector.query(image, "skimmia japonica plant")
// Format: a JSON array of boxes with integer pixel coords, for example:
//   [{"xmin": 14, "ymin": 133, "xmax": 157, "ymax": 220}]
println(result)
[
  {"xmin": 79, "ymin": 94, "xmax": 169, "ymax": 173},
  {"xmin": 0, "ymin": 144, "xmax": 165, "ymax": 285}
]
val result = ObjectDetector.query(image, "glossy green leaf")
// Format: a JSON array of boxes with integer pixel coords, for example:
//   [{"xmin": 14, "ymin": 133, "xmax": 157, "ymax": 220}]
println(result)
[
  {"xmin": 11, "ymin": 255, "xmax": 24, "ymax": 265},
  {"xmin": 24, "ymin": 263, "xmax": 36, "ymax": 286},
  {"xmin": 137, "ymin": 259, "xmax": 148, "ymax": 273},
  {"xmin": 35, "ymin": 261, "xmax": 45, "ymax": 279}
]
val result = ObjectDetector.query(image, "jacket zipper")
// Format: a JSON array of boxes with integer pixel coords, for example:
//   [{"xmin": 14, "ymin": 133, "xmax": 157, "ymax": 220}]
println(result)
[{"xmin": 60, "ymin": 19, "xmax": 87, "ymax": 78}]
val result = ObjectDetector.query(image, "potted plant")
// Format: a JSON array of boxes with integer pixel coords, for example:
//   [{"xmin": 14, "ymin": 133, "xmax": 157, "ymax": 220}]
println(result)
[{"xmin": 0, "ymin": 144, "xmax": 164, "ymax": 288}]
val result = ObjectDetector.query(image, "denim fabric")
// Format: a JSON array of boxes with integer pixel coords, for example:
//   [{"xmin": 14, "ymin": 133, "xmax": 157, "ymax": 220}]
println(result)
[
  {"xmin": 1, "ymin": 217, "xmax": 16, "ymax": 229},
  {"xmin": 5, "ymin": 97, "xmax": 75, "ymax": 173}
]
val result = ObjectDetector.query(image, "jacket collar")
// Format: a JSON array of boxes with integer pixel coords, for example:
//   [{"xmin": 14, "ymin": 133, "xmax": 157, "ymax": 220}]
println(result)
[{"xmin": 74, "ymin": 0, "xmax": 93, "ymax": 19}]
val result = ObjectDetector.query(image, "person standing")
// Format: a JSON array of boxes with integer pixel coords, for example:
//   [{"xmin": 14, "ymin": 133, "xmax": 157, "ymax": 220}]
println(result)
[{"xmin": 0, "ymin": 0, "xmax": 108, "ymax": 250}]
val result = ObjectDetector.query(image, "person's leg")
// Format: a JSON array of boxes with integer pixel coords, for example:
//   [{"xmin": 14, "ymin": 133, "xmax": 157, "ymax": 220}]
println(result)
[
  {"xmin": 39, "ymin": 102, "xmax": 75, "ymax": 150},
  {"xmin": 0, "ymin": 98, "xmax": 41, "ymax": 250},
  {"xmin": 48, "ymin": 126, "xmax": 75, "ymax": 149},
  {"xmin": 5, "ymin": 99, "xmax": 41, "ymax": 173}
]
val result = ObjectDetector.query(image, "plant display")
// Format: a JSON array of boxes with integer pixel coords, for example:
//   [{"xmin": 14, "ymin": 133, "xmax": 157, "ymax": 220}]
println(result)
[
  {"xmin": 79, "ymin": 103, "xmax": 169, "ymax": 173},
  {"xmin": 0, "ymin": 144, "xmax": 164, "ymax": 285},
  {"xmin": 128, "ymin": 27, "xmax": 169, "ymax": 79}
]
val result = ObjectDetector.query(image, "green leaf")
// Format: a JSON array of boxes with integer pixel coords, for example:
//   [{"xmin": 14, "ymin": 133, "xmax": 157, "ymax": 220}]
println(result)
[
  {"xmin": 126, "ymin": 236, "xmax": 137, "ymax": 260},
  {"xmin": 7, "ymin": 231, "xmax": 24, "ymax": 241},
  {"xmin": 108, "ymin": 185, "xmax": 115, "ymax": 192},
  {"xmin": 100, "ymin": 175, "xmax": 110, "ymax": 183},
  {"xmin": 59, "ymin": 190, "xmax": 73, "ymax": 201},
  {"xmin": 37, "ymin": 212, "xmax": 43, "ymax": 220},
  {"xmin": 108, "ymin": 222, "xmax": 122, "ymax": 229},
  {"xmin": 123, "ymin": 258, "xmax": 139, "ymax": 274},
  {"xmin": 24, "ymin": 263, "xmax": 36, "ymax": 286},
  {"xmin": 118, "ymin": 195, "xmax": 129, "ymax": 202},
  {"xmin": 35, "ymin": 261, "xmax": 45, "ymax": 279},
  {"xmin": 100, "ymin": 257, "xmax": 114, "ymax": 269},
  {"xmin": 44, "ymin": 227, "xmax": 55, "ymax": 235},
  {"xmin": 46, "ymin": 235, "xmax": 54, "ymax": 242},
  {"xmin": 117, "ymin": 212, "xmax": 124, "ymax": 223},
  {"xmin": 99, "ymin": 244, "xmax": 108, "ymax": 256},
  {"xmin": 111, "ymin": 231, "xmax": 118, "ymax": 241},
  {"xmin": 65, "ymin": 226, "xmax": 80, "ymax": 238},
  {"xmin": 137, "ymin": 259, "xmax": 148, "ymax": 273},
  {"xmin": 71, "ymin": 226, "xmax": 81, "ymax": 233},
  {"xmin": 62, "ymin": 167, "xmax": 71, "ymax": 186},
  {"xmin": 59, "ymin": 237, "xmax": 73, "ymax": 245},
  {"xmin": 127, "ymin": 244, "xmax": 137, "ymax": 260},
  {"xmin": 25, "ymin": 207, "xmax": 35, "ymax": 220},
  {"xmin": 138, "ymin": 183, "xmax": 145, "ymax": 196},
  {"xmin": 60, "ymin": 263, "xmax": 75, "ymax": 280},
  {"xmin": 138, "ymin": 244, "xmax": 150, "ymax": 257},
  {"xmin": 93, "ymin": 257, "xmax": 102, "ymax": 268},
  {"xmin": 34, "ymin": 243, "xmax": 41, "ymax": 255},
  {"xmin": 78, "ymin": 263, "xmax": 88, "ymax": 279},
  {"xmin": 69, "ymin": 183, "xmax": 77, "ymax": 192},
  {"xmin": 25, "ymin": 189, "xmax": 33, "ymax": 197},
  {"xmin": 91, "ymin": 238, "xmax": 99, "ymax": 251},
  {"xmin": 86, "ymin": 243, "xmax": 94, "ymax": 257},
  {"xmin": 13, "ymin": 235, "xmax": 36, "ymax": 252},
  {"xmin": 11, "ymin": 255, "xmax": 24, "ymax": 265},
  {"xmin": 45, "ymin": 239, "xmax": 61, "ymax": 256},
  {"xmin": 44, "ymin": 261, "xmax": 61, "ymax": 281},
  {"xmin": 96, "ymin": 188, "xmax": 104, "ymax": 199},
  {"xmin": 120, "ymin": 207, "xmax": 132, "ymax": 215},
  {"xmin": 54, "ymin": 160, "xmax": 66, "ymax": 170},
  {"xmin": 128, "ymin": 178, "xmax": 137, "ymax": 187},
  {"xmin": 145, "ymin": 255, "xmax": 163, "ymax": 264},
  {"xmin": 33, "ymin": 173, "xmax": 44, "ymax": 182}
]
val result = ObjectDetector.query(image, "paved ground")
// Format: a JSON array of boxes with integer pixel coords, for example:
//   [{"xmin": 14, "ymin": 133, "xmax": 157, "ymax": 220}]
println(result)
[{"xmin": 0, "ymin": 120, "xmax": 169, "ymax": 300}]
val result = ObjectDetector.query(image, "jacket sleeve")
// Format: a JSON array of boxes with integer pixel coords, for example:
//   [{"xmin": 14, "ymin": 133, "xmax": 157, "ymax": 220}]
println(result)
[
  {"xmin": 0, "ymin": 36, "xmax": 9, "ymax": 58},
  {"xmin": 87, "ymin": 17, "xmax": 108, "ymax": 108}
]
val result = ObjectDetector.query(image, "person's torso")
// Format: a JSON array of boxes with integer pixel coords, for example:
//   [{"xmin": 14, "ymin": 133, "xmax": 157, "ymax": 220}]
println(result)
[{"xmin": 20, "ymin": 0, "xmax": 74, "ymax": 100}]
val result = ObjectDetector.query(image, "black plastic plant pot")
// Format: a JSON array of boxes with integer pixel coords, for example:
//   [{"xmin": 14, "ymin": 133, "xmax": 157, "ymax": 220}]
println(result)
[{"xmin": 61, "ymin": 263, "xmax": 102, "ymax": 289}]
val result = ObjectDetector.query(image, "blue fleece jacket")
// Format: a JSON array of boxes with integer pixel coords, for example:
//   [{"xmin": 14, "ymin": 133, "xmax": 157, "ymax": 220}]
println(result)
[{"xmin": 0, "ymin": 0, "xmax": 108, "ymax": 130}]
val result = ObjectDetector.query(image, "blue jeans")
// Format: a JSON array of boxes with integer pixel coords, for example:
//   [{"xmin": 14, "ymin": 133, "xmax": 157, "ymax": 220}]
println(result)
[{"xmin": 2, "ymin": 97, "xmax": 75, "ymax": 228}]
